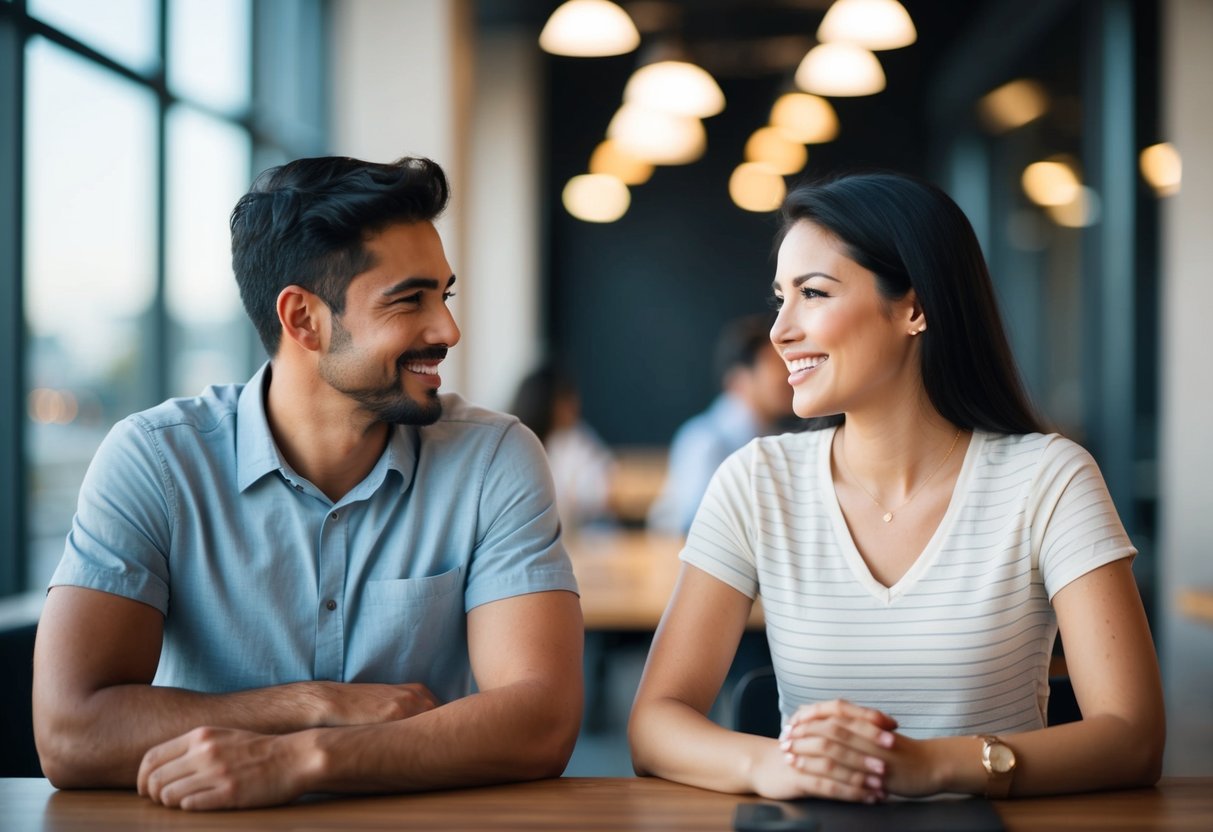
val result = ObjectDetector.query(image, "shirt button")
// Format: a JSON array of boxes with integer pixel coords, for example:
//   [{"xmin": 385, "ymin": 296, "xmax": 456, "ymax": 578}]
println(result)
[
  {"xmin": 325, "ymin": 599, "xmax": 337, "ymax": 611},
  {"xmin": 330, "ymin": 511, "xmax": 339, "ymax": 521},
  {"xmin": 294, "ymin": 484, "xmax": 303, "ymax": 492}
]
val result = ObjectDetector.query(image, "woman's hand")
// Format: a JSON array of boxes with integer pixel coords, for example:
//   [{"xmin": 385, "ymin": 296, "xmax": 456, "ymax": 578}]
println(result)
[
  {"xmin": 877, "ymin": 733, "xmax": 953, "ymax": 797},
  {"xmin": 757, "ymin": 699, "xmax": 898, "ymax": 801}
]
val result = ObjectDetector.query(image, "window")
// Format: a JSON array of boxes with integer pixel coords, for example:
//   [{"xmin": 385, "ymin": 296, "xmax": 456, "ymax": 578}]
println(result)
[
  {"xmin": 0, "ymin": 0, "xmax": 327, "ymax": 597},
  {"xmin": 24, "ymin": 38, "xmax": 159, "ymax": 587}
]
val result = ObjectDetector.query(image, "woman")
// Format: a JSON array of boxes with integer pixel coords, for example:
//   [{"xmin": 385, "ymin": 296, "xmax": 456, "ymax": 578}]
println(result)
[{"xmin": 628, "ymin": 173, "xmax": 1164, "ymax": 802}]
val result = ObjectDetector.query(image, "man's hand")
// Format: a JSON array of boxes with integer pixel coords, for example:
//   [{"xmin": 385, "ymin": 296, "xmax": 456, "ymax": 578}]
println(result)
[
  {"xmin": 137, "ymin": 726, "xmax": 317, "ymax": 810},
  {"xmin": 309, "ymin": 681, "xmax": 439, "ymax": 727}
]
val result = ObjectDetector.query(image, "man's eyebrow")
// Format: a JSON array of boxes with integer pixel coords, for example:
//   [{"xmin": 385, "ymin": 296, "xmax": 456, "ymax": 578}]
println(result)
[
  {"xmin": 381, "ymin": 274, "xmax": 457, "ymax": 296},
  {"xmin": 770, "ymin": 271, "xmax": 840, "ymax": 292}
]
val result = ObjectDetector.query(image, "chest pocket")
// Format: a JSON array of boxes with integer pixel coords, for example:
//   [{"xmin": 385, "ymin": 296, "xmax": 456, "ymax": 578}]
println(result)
[{"xmin": 356, "ymin": 566, "xmax": 467, "ymax": 694}]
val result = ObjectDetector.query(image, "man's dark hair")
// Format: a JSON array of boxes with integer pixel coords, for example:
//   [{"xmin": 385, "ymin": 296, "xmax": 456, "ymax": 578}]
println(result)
[
  {"xmin": 777, "ymin": 171, "xmax": 1044, "ymax": 435},
  {"xmin": 714, "ymin": 313, "xmax": 776, "ymax": 386},
  {"xmin": 230, "ymin": 155, "xmax": 450, "ymax": 354}
]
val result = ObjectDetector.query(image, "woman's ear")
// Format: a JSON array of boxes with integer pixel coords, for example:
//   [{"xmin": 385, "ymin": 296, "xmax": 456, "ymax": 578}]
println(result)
[
  {"xmin": 277, "ymin": 285, "xmax": 327, "ymax": 352},
  {"xmin": 904, "ymin": 289, "xmax": 927, "ymax": 336}
]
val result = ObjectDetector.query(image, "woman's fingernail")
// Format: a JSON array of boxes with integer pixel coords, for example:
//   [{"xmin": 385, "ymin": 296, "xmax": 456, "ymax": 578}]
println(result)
[
  {"xmin": 864, "ymin": 756, "xmax": 885, "ymax": 774},
  {"xmin": 865, "ymin": 774, "xmax": 882, "ymax": 789},
  {"xmin": 779, "ymin": 740, "xmax": 792, "ymax": 752},
  {"xmin": 878, "ymin": 731, "xmax": 895, "ymax": 748},
  {"xmin": 784, "ymin": 752, "xmax": 796, "ymax": 765}
]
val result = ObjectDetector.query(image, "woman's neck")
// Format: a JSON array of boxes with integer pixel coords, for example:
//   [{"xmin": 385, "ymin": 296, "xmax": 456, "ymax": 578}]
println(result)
[{"xmin": 834, "ymin": 399, "xmax": 964, "ymax": 502}]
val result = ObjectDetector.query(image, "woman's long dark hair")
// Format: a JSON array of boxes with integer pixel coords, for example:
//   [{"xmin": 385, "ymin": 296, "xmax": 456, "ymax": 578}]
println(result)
[{"xmin": 778, "ymin": 172, "xmax": 1045, "ymax": 435}]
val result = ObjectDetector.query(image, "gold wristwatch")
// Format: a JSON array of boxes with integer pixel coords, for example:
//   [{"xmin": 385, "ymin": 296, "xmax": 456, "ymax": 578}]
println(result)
[{"xmin": 978, "ymin": 735, "xmax": 1016, "ymax": 798}]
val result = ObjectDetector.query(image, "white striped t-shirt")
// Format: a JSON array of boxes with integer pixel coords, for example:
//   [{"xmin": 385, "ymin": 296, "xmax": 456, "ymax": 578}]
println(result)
[{"xmin": 680, "ymin": 427, "xmax": 1135, "ymax": 738}]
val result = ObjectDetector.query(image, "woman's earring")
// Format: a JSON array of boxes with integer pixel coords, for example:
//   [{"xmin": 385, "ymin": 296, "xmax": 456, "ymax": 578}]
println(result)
[{"xmin": 910, "ymin": 327, "xmax": 926, "ymax": 335}]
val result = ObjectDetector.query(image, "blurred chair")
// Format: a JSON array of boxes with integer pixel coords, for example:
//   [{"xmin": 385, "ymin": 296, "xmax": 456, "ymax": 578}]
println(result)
[
  {"xmin": 0, "ymin": 623, "xmax": 43, "ymax": 776},
  {"xmin": 731, "ymin": 665, "xmax": 781, "ymax": 738},
  {"xmin": 730, "ymin": 666, "xmax": 1082, "ymax": 740},
  {"xmin": 1047, "ymin": 675, "xmax": 1082, "ymax": 726}
]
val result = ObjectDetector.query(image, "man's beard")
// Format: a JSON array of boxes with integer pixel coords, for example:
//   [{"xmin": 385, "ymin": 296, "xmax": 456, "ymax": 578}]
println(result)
[{"xmin": 320, "ymin": 318, "xmax": 447, "ymax": 426}]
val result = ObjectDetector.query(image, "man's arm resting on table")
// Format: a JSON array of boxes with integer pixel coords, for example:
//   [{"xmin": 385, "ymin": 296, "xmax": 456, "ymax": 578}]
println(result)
[
  {"xmin": 33, "ymin": 586, "xmax": 437, "ymax": 788},
  {"xmin": 137, "ymin": 590, "xmax": 584, "ymax": 810}
]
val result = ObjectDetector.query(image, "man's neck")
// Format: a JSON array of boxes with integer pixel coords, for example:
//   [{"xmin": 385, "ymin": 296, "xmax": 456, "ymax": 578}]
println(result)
[{"xmin": 264, "ymin": 359, "xmax": 391, "ymax": 503}]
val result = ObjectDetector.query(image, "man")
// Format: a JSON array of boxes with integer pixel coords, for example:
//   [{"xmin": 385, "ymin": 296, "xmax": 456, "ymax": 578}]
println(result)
[
  {"xmin": 647, "ymin": 314, "xmax": 794, "ymax": 535},
  {"xmin": 32, "ymin": 156, "xmax": 583, "ymax": 810}
]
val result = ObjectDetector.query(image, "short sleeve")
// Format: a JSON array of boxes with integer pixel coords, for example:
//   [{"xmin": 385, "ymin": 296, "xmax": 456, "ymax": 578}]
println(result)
[
  {"xmin": 464, "ymin": 421, "xmax": 579, "ymax": 611},
  {"xmin": 679, "ymin": 442, "xmax": 759, "ymax": 598},
  {"xmin": 1032, "ymin": 436, "xmax": 1136, "ymax": 600},
  {"xmin": 48, "ymin": 416, "xmax": 174, "ymax": 614}
]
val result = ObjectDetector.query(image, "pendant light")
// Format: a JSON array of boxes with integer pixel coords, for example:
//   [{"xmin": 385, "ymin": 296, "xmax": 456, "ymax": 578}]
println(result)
[
  {"xmin": 817, "ymin": 0, "xmax": 916, "ymax": 51},
  {"xmin": 539, "ymin": 0, "xmax": 640, "ymax": 57}
]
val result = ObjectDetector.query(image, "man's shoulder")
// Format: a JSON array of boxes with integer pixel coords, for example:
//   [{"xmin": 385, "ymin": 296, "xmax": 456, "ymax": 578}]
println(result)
[
  {"xmin": 127, "ymin": 383, "xmax": 244, "ymax": 437},
  {"xmin": 429, "ymin": 392, "xmax": 520, "ymax": 432},
  {"xmin": 415, "ymin": 393, "xmax": 526, "ymax": 454}
]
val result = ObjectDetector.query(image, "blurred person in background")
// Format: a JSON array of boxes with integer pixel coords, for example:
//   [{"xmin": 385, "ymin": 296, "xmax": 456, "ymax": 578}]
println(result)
[
  {"xmin": 647, "ymin": 314, "xmax": 795, "ymax": 535},
  {"xmin": 511, "ymin": 361, "xmax": 616, "ymax": 531}
]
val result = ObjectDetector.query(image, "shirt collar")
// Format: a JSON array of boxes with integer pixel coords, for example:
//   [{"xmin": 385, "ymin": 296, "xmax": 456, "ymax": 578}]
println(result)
[
  {"xmin": 236, "ymin": 363, "xmax": 285, "ymax": 492},
  {"xmin": 235, "ymin": 362, "xmax": 420, "ymax": 496}
]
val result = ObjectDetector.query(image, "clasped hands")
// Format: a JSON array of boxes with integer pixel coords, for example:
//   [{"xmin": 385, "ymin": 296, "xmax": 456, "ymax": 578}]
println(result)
[
  {"xmin": 753, "ymin": 699, "xmax": 939, "ymax": 803},
  {"xmin": 137, "ymin": 681, "xmax": 437, "ymax": 810}
]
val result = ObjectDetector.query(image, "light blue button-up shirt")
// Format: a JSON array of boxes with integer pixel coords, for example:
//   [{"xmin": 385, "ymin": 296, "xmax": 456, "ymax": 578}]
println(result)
[{"xmin": 50, "ymin": 364, "xmax": 578, "ymax": 704}]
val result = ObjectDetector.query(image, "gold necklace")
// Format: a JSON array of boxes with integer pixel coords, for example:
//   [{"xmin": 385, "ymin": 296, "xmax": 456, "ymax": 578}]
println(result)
[{"xmin": 838, "ymin": 428, "xmax": 963, "ymax": 523}]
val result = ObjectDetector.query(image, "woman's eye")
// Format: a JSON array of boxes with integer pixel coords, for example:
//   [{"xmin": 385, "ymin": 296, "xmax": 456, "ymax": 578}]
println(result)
[
  {"xmin": 801, "ymin": 287, "xmax": 827, "ymax": 300},
  {"xmin": 442, "ymin": 291, "xmax": 457, "ymax": 302},
  {"xmin": 767, "ymin": 295, "xmax": 784, "ymax": 310}
]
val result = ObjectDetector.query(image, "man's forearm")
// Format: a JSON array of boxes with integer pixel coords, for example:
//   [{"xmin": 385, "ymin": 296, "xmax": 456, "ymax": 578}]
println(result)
[
  {"xmin": 291, "ymin": 678, "xmax": 580, "ymax": 795},
  {"xmin": 39, "ymin": 680, "xmax": 332, "ymax": 787}
]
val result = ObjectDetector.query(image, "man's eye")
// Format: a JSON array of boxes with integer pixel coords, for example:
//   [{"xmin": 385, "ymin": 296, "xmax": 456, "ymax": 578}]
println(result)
[{"xmin": 395, "ymin": 293, "xmax": 422, "ymax": 305}]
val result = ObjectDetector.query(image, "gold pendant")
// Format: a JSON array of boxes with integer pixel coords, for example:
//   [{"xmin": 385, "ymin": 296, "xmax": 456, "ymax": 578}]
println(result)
[{"xmin": 882, "ymin": 512, "xmax": 893, "ymax": 523}]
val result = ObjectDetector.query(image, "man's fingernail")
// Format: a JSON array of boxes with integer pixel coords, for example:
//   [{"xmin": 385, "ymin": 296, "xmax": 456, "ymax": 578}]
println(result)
[
  {"xmin": 879, "ymin": 731, "xmax": 895, "ymax": 748},
  {"xmin": 864, "ymin": 756, "xmax": 885, "ymax": 774}
]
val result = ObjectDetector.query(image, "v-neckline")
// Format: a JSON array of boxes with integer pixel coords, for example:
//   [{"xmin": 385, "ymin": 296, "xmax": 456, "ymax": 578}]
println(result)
[{"xmin": 817, "ymin": 426, "xmax": 983, "ymax": 605}]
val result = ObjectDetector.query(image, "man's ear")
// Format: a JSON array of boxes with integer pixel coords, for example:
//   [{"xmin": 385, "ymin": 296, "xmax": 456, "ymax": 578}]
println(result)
[{"xmin": 277, "ymin": 285, "xmax": 327, "ymax": 352}]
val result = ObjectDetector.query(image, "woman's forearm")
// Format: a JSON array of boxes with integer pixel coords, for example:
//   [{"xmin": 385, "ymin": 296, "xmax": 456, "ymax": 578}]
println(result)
[
  {"xmin": 629, "ymin": 696, "xmax": 773, "ymax": 793},
  {"xmin": 918, "ymin": 713, "xmax": 1164, "ymax": 797}
]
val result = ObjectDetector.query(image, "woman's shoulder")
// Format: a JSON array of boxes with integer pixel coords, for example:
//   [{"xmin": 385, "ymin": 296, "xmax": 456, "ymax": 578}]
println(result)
[
  {"xmin": 977, "ymin": 430, "xmax": 1101, "ymax": 490},
  {"xmin": 745, "ymin": 426, "xmax": 829, "ymax": 470}
]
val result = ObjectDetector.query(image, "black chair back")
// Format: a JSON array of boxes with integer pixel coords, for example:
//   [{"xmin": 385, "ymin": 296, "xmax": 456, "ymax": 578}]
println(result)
[
  {"xmin": 0, "ymin": 623, "xmax": 43, "ymax": 776},
  {"xmin": 731, "ymin": 665, "xmax": 781, "ymax": 738}
]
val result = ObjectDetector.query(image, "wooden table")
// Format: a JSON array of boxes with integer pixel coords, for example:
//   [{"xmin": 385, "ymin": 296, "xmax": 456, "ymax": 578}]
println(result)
[
  {"xmin": 2, "ymin": 776, "xmax": 1210, "ymax": 831},
  {"xmin": 567, "ymin": 530, "xmax": 763, "ymax": 631}
]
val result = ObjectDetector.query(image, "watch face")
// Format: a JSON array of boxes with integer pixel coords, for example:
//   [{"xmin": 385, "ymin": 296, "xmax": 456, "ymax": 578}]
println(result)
[{"xmin": 989, "ymin": 743, "xmax": 1016, "ymax": 773}]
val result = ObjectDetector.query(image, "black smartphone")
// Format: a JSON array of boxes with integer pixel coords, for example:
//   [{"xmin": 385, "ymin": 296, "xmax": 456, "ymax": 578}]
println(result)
[{"xmin": 733, "ymin": 802, "xmax": 821, "ymax": 832}]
